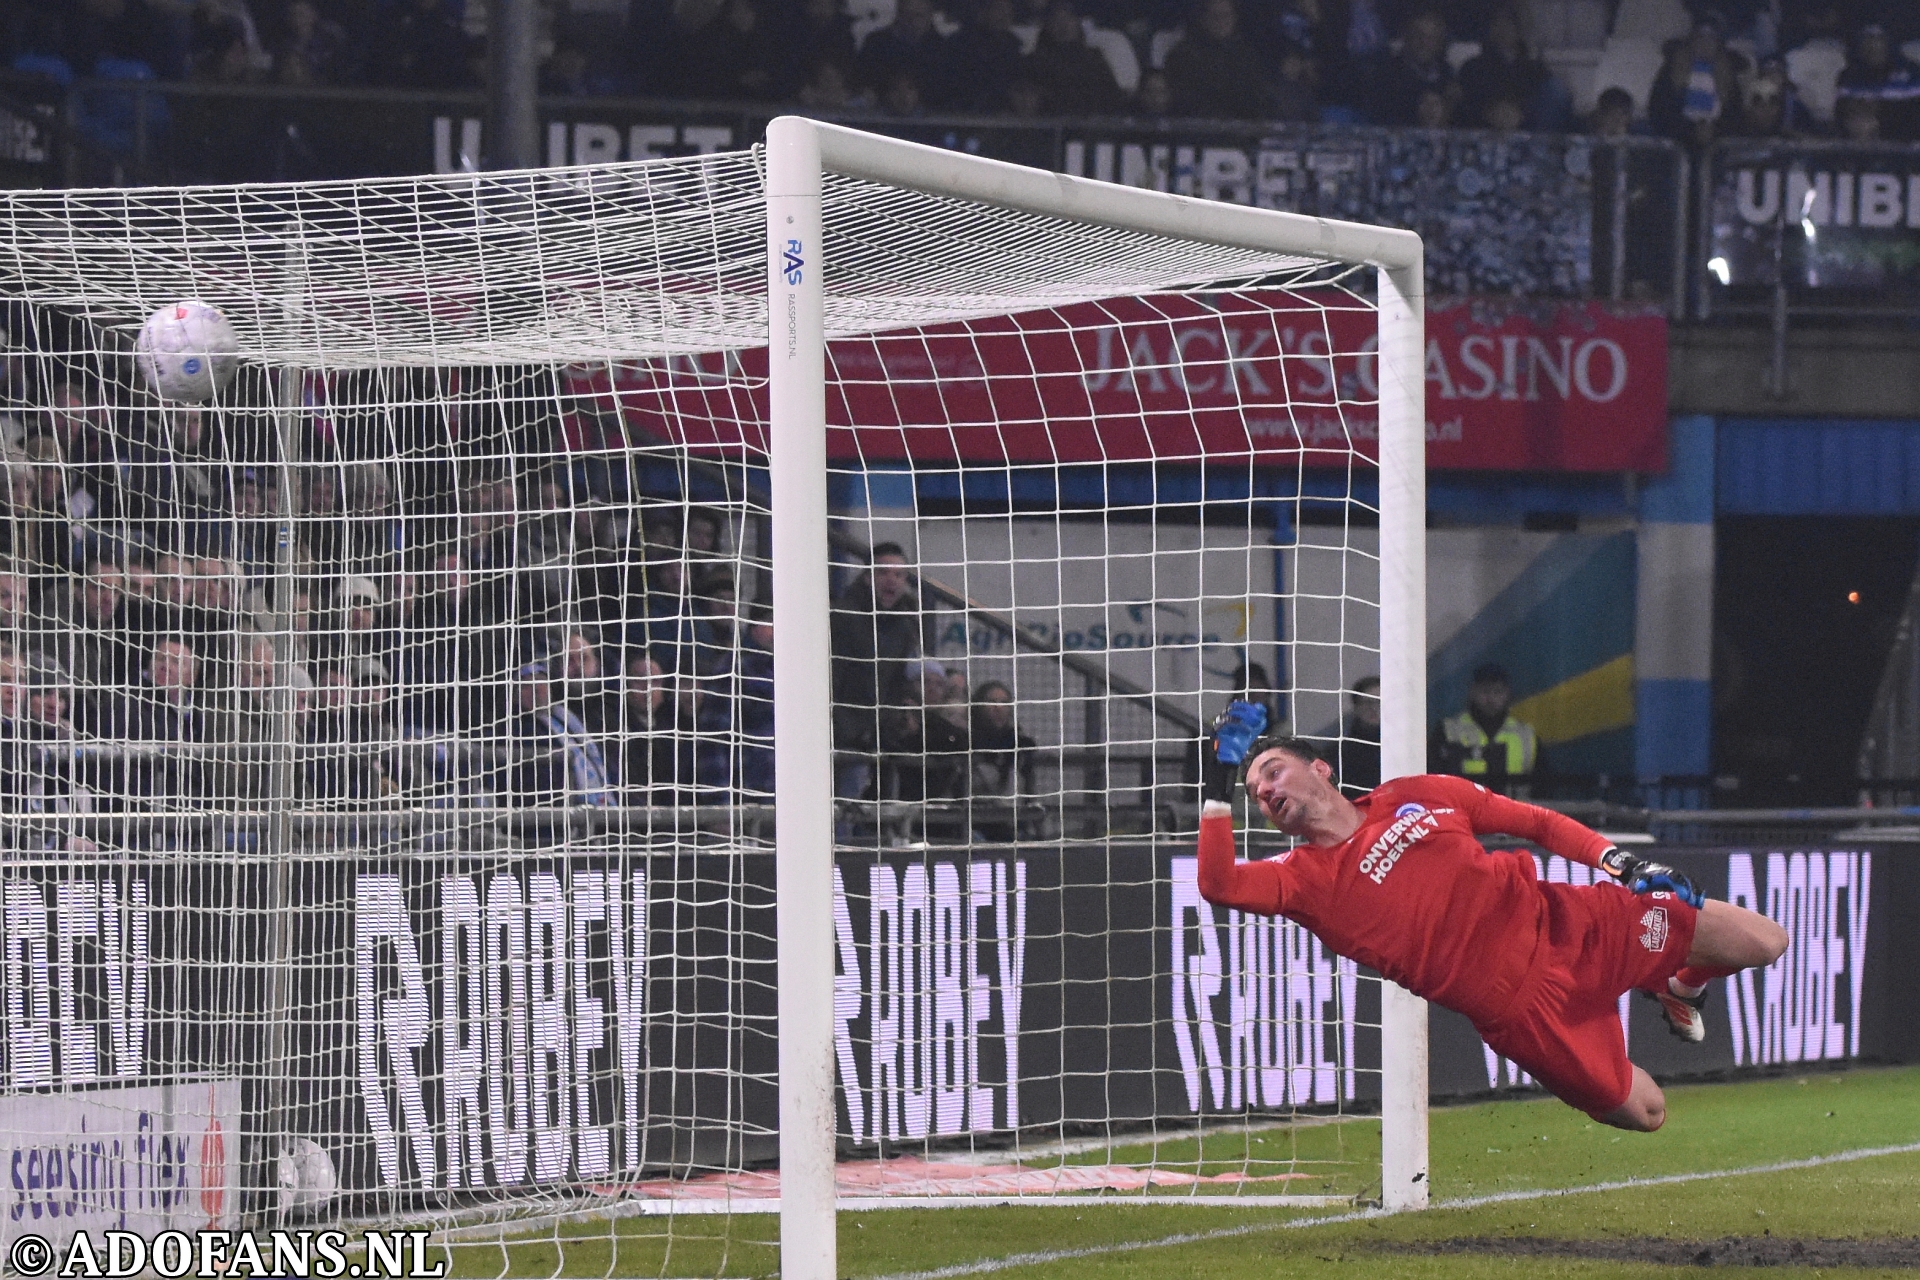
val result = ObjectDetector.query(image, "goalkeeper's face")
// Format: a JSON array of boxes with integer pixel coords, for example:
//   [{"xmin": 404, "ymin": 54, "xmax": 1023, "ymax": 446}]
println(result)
[{"xmin": 1245, "ymin": 747, "xmax": 1341, "ymax": 837}]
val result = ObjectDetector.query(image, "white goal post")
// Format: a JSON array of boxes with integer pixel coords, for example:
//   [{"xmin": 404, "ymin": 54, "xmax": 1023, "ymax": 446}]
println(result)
[
  {"xmin": 763, "ymin": 116, "xmax": 1428, "ymax": 1280},
  {"xmin": 0, "ymin": 115, "xmax": 1425, "ymax": 1278}
]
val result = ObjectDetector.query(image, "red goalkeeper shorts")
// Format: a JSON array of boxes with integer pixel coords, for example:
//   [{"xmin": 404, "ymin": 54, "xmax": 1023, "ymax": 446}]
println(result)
[{"xmin": 1475, "ymin": 880, "xmax": 1699, "ymax": 1118}]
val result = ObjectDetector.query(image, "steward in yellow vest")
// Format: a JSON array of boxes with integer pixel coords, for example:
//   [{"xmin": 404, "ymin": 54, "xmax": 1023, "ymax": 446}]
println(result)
[{"xmin": 1430, "ymin": 663, "xmax": 1542, "ymax": 798}]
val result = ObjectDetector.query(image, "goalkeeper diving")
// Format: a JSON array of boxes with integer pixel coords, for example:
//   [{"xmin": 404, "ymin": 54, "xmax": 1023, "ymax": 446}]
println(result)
[{"xmin": 1198, "ymin": 700, "xmax": 1787, "ymax": 1132}]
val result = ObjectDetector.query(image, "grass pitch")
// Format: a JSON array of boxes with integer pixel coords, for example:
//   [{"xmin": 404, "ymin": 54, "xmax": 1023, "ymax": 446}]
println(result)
[{"xmin": 441, "ymin": 1065, "xmax": 1920, "ymax": 1278}]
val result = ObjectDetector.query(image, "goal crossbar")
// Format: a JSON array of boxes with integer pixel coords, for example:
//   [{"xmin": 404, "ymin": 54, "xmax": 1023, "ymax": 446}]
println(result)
[{"xmin": 764, "ymin": 115, "xmax": 1428, "ymax": 1280}]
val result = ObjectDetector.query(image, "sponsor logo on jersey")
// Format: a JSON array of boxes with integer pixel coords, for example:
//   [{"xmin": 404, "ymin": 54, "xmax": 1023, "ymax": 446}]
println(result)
[
  {"xmin": 1394, "ymin": 802, "xmax": 1427, "ymax": 819},
  {"xmin": 1357, "ymin": 807, "xmax": 1439, "ymax": 885},
  {"xmin": 1639, "ymin": 906, "xmax": 1670, "ymax": 952}
]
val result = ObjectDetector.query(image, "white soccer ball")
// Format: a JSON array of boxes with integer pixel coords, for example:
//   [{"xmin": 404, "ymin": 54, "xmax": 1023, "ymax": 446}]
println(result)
[
  {"xmin": 276, "ymin": 1137, "xmax": 338, "ymax": 1217},
  {"xmin": 135, "ymin": 300, "xmax": 239, "ymax": 403}
]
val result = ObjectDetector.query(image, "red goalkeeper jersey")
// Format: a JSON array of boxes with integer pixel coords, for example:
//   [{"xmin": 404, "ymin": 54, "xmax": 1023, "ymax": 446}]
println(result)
[{"xmin": 1197, "ymin": 774, "xmax": 1614, "ymax": 1027}]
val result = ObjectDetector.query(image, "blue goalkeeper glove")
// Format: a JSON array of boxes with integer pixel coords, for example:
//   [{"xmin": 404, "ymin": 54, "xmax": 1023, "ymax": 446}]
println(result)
[
  {"xmin": 1600, "ymin": 847, "xmax": 1704, "ymax": 909},
  {"xmin": 1202, "ymin": 700, "xmax": 1268, "ymax": 804}
]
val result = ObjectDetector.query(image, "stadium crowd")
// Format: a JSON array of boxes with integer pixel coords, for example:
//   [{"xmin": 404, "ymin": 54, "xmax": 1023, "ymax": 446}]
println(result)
[
  {"xmin": 0, "ymin": 355, "xmax": 1040, "ymax": 818},
  {"xmin": 7, "ymin": 0, "xmax": 1920, "ymax": 144}
]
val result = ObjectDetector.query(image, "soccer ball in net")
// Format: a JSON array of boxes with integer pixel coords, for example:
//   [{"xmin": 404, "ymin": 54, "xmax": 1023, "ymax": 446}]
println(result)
[
  {"xmin": 276, "ymin": 1137, "xmax": 338, "ymax": 1217},
  {"xmin": 135, "ymin": 299, "xmax": 239, "ymax": 403}
]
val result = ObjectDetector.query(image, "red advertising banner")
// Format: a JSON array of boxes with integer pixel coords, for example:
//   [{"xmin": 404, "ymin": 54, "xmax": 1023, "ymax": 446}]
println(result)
[{"xmin": 564, "ymin": 294, "xmax": 1666, "ymax": 473}]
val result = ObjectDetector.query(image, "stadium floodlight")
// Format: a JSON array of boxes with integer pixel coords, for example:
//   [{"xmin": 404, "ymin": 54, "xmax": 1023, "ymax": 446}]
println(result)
[{"xmin": 0, "ymin": 115, "xmax": 1423, "ymax": 1279}]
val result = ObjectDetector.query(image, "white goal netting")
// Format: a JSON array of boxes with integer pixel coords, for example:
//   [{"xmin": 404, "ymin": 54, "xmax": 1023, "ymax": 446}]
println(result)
[{"xmin": 0, "ymin": 144, "xmax": 1392, "ymax": 1274}]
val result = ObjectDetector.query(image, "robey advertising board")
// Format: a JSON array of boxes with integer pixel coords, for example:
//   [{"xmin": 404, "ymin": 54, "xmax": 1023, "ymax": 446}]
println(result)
[
  {"xmin": 338, "ymin": 843, "xmax": 1897, "ymax": 1192},
  {"xmin": 0, "ymin": 843, "xmax": 1901, "ymax": 1200}
]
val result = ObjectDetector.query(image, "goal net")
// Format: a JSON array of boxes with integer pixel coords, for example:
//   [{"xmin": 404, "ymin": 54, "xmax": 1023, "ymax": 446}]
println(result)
[{"xmin": 0, "ymin": 118, "xmax": 1423, "ymax": 1277}]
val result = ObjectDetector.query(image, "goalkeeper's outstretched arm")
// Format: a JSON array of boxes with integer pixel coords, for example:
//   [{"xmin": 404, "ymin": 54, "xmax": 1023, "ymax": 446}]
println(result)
[
  {"xmin": 1196, "ymin": 799, "xmax": 1285, "ymax": 915},
  {"xmin": 1194, "ymin": 700, "xmax": 1286, "ymax": 915},
  {"xmin": 1445, "ymin": 778, "xmax": 1706, "ymax": 908}
]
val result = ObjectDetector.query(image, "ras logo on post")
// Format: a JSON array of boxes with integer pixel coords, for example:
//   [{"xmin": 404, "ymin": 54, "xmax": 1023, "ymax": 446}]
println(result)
[
  {"xmin": 783, "ymin": 239, "xmax": 804, "ymax": 285},
  {"xmin": 1639, "ymin": 906, "xmax": 1670, "ymax": 953}
]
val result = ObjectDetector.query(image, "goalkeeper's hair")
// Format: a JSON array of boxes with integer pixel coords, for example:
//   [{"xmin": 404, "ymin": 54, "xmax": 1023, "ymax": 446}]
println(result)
[{"xmin": 1240, "ymin": 735, "xmax": 1335, "ymax": 783}]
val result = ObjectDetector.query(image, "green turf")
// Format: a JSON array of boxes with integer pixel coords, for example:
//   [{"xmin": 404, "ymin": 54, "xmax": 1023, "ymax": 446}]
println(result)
[{"xmin": 433, "ymin": 1065, "xmax": 1920, "ymax": 1278}]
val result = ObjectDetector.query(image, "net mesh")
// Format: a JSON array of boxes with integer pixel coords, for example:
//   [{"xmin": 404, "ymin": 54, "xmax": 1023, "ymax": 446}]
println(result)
[{"xmin": 0, "ymin": 148, "xmax": 1387, "ymax": 1273}]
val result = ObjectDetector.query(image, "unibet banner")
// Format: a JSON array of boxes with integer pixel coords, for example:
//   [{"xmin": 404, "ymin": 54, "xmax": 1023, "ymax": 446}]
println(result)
[
  {"xmin": 567, "ymin": 294, "xmax": 1667, "ymax": 473},
  {"xmin": 0, "ymin": 841, "xmax": 1902, "ymax": 1201},
  {"xmin": 1709, "ymin": 141, "xmax": 1920, "ymax": 294}
]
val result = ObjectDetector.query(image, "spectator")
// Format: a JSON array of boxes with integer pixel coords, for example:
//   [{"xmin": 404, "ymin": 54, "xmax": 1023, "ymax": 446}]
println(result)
[
  {"xmin": 17, "ymin": 435, "xmax": 82, "ymax": 579},
  {"xmin": 126, "ymin": 408, "xmax": 236, "ymax": 556},
  {"xmin": 1006, "ymin": 76, "xmax": 1046, "ymax": 115},
  {"xmin": 42, "ymin": 381, "xmax": 121, "ymax": 525},
  {"xmin": 796, "ymin": 57, "xmax": 857, "ymax": 108},
  {"xmin": 507, "ymin": 659, "xmax": 614, "ymax": 806},
  {"xmin": 1649, "ymin": 18, "xmax": 1745, "ymax": 148},
  {"xmin": 876, "ymin": 669, "xmax": 927, "ymax": 800},
  {"xmin": 1335, "ymin": 673, "xmax": 1380, "ymax": 794},
  {"xmin": 1271, "ymin": 44, "xmax": 1321, "ymax": 122},
  {"xmin": 618, "ymin": 653, "xmax": 685, "ymax": 805},
  {"xmin": 316, "ymin": 575, "xmax": 390, "ymax": 668},
  {"xmin": 683, "ymin": 506, "xmax": 725, "ymax": 560},
  {"xmin": 1270, "ymin": 0, "xmax": 1334, "ymax": 64},
  {"xmin": 784, "ymin": 0, "xmax": 860, "ymax": 96},
  {"xmin": 1587, "ymin": 85, "xmax": 1637, "ymax": 139},
  {"xmin": 59, "ymin": 558, "xmax": 138, "ymax": 733},
  {"xmin": 273, "ymin": 0, "xmax": 352, "ymax": 86},
  {"xmin": 674, "ymin": 0, "xmax": 784, "ymax": 101},
  {"xmin": 1457, "ymin": 3, "xmax": 1553, "ymax": 130},
  {"xmin": 949, "ymin": 0, "xmax": 1026, "ymax": 112},
  {"xmin": 305, "ymin": 657, "xmax": 397, "ymax": 803},
  {"xmin": 881, "ymin": 68, "xmax": 928, "ymax": 115},
  {"xmin": 1724, "ymin": 61, "xmax": 1792, "ymax": 137},
  {"xmin": 187, "ymin": 0, "xmax": 272, "ymax": 83},
  {"xmin": 1836, "ymin": 92, "xmax": 1883, "ymax": 139},
  {"xmin": 829, "ymin": 543, "xmax": 925, "ymax": 800},
  {"xmin": 1430, "ymin": 661, "xmax": 1541, "ymax": 798},
  {"xmin": 0, "ymin": 560, "xmax": 31, "ymax": 651},
  {"xmin": 559, "ymin": 628, "xmax": 622, "ymax": 746},
  {"xmin": 1160, "ymin": 0, "xmax": 1268, "ymax": 120},
  {"xmin": 1780, "ymin": 0, "xmax": 1851, "ymax": 54},
  {"xmin": 124, "ymin": 636, "xmax": 212, "ymax": 805},
  {"xmin": 969, "ymin": 679, "xmax": 1034, "ymax": 840},
  {"xmin": 373, "ymin": 0, "xmax": 477, "ymax": 89},
  {"xmin": 859, "ymin": 0, "xmax": 954, "ymax": 109},
  {"xmin": 737, "ymin": 609, "xmax": 773, "ymax": 799},
  {"xmin": 213, "ymin": 630, "xmax": 300, "ymax": 803},
  {"xmin": 1835, "ymin": 23, "xmax": 1920, "ymax": 140},
  {"xmin": 922, "ymin": 667, "xmax": 971, "ymax": 800},
  {"xmin": 16, "ymin": 653, "xmax": 95, "ymax": 827},
  {"xmin": 1025, "ymin": 0, "xmax": 1126, "ymax": 116},
  {"xmin": 343, "ymin": 462, "xmax": 402, "ymax": 579},
  {"xmin": 1365, "ymin": 7, "xmax": 1458, "ymax": 127},
  {"xmin": 394, "ymin": 552, "xmax": 507, "ymax": 736},
  {"xmin": 1341, "ymin": 0, "xmax": 1390, "ymax": 67},
  {"xmin": 149, "ymin": 551, "xmax": 225, "ymax": 646},
  {"xmin": 0, "ymin": 651, "xmax": 95, "ymax": 829}
]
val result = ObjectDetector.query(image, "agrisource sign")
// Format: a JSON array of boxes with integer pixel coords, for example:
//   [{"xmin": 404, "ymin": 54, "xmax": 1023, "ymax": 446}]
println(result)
[
  {"xmin": 0, "ymin": 841, "xmax": 1902, "ymax": 1203},
  {"xmin": 566, "ymin": 293, "xmax": 1667, "ymax": 473}
]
